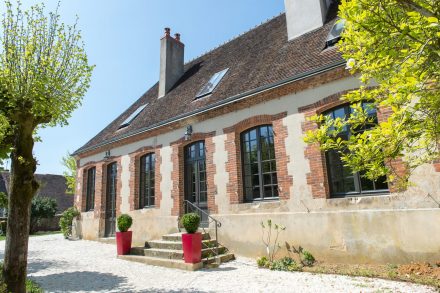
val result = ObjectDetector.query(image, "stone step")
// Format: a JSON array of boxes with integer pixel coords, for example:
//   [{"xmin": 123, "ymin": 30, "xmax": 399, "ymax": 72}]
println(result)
[
  {"xmin": 118, "ymin": 255, "xmax": 203, "ymax": 271},
  {"xmin": 162, "ymin": 232, "xmax": 211, "ymax": 242},
  {"xmin": 146, "ymin": 239, "xmax": 218, "ymax": 250},
  {"xmin": 131, "ymin": 246, "xmax": 227, "ymax": 260},
  {"xmin": 203, "ymin": 253, "xmax": 235, "ymax": 265}
]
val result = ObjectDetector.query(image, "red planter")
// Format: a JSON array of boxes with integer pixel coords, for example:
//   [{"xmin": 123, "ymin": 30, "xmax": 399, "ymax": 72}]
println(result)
[
  {"xmin": 116, "ymin": 231, "xmax": 132, "ymax": 255},
  {"xmin": 182, "ymin": 232, "xmax": 202, "ymax": 263}
]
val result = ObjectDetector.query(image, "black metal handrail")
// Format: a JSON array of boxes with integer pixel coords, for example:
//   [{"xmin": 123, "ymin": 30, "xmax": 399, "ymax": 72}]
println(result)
[{"xmin": 179, "ymin": 200, "xmax": 222, "ymax": 261}]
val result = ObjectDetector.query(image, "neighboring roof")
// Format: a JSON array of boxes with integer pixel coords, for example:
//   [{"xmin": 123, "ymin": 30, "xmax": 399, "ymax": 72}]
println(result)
[
  {"xmin": 75, "ymin": 6, "xmax": 344, "ymax": 155},
  {"xmin": 0, "ymin": 172, "xmax": 73, "ymax": 213}
]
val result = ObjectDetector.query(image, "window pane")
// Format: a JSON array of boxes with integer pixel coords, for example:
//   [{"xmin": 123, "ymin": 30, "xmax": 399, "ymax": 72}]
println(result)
[
  {"xmin": 324, "ymin": 104, "xmax": 389, "ymax": 197},
  {"xmin": 241, "ymin": 125, "xmax": 278, "ymax": 201}
]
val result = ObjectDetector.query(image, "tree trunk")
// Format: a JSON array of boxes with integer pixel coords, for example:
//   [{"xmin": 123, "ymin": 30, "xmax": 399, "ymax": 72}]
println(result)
[{"xmin": 3, "ymin": 118, "xmax": 38, "ymax": 293}]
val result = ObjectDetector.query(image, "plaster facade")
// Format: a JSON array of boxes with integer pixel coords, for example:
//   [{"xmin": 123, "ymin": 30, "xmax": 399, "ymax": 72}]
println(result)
[{"xmin": 73, "ymin": 74, "xmax": 440, "ymax": 263}]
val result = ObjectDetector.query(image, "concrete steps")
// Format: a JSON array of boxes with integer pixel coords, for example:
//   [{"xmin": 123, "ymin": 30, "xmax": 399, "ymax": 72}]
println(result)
[{"xmin": 121, "ymin": 231, "xmax": 234, "ymax": 270}]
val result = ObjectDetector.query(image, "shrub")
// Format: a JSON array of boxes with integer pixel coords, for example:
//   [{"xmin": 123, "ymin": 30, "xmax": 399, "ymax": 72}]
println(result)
[
  {"xmin": 59, "ymin": 207, "xmax": 80, "ymax": 238},
  {"xmin": 117, "ymin": 214, "xmax": 133, "ymax": 232},
  {"xmin": 257, "ymin": 256, "xmax": 269, "ymax": 268},
  {"xmin": 286, "ymin": 244, "xmax": 316, "ymax": 267},
  {"xmin": 269, "ymin": 257, "xmax": 302, "ymax": 272},
  {"xmin": 181, "ymin": 213, "xmax": 200, "ymax": 233},
  {"xmin": 30, "ymin": 196, "xmax": 57, "ymax": 234},
  {"xmin": 301, "ymin": 250, "xmax": 316, "ymax": 267}
]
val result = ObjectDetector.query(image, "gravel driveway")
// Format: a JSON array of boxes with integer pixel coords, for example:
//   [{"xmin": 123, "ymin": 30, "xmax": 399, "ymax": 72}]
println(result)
[{"xmin": 0, "ymin": 234, "xmax": 436, "ymax": 293}]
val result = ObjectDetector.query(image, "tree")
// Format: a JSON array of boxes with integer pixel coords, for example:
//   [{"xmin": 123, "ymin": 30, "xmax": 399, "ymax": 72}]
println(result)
[
  {"xmin": 0, "ymin": 2, "xmax": 93, "ymax": 292},
  {"xmin": 30, "ymin": 196, "xmax": 57, "ymax": 234},
  {"xmin": 305, "ymin": 0, "xmax": 439, "ymax": 188},
  {"xmin": 61, "ymin": 153, "xmax": 76, "ymax": 194}
]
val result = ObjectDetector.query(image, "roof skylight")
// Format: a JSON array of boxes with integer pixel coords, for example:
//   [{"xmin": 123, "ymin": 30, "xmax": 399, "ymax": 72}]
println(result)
[
  {"xmin": 119, "ymin": 104, "xmax": 148, "ymax": 129},
  {"xmin": 195, "ymin": 68, "xmax": 229, "ymax": 99},
  {"xmin": 325, "ymin": 19, "xmax": 346, "ymax": 48}
]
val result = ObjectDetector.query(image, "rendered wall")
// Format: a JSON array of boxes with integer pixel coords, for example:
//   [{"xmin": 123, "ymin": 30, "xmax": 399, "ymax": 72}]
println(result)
[{"xmin": 74, "ymin": 75, "xmax": 440, "ymax": 263}]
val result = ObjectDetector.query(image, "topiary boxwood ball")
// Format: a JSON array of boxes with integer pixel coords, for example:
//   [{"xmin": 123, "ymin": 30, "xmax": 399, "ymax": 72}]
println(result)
[
  {"xmin": 117, "ymin": 214, "xmax": 133, "ymax": 232},
  {"xmin": 181, "ymin": 213, "xmax": 200, "ymax": 234}
]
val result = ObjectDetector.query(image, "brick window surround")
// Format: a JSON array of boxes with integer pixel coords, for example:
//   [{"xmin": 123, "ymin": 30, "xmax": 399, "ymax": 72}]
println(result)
[
  {"xmin": 128, "ymin": 145, "xmax": 162, "ymax": 211},
  {"xmin": 300, "ymin": 90, "xmax": 407, "ymax": 198},
  {"xmin": 170, "ymin": 132, "xmax": 217, "ymax": 216},
  {"xmin": 223, "ymin": 112, "xmax": 291, "ymax": 204}
]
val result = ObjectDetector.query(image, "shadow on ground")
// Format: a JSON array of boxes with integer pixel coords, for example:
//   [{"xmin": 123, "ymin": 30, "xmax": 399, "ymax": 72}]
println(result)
[
  {"xmin": 30, "ymin": 271, "xmax": 133, "ymax": 292},
  {"xmin": 27, "ymin": 259, "xmax": 69, "ymax": 274}
]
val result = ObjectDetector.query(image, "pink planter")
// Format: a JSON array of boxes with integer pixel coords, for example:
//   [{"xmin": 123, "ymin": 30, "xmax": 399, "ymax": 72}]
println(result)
[
  {"xmin": 116, "ymin": 231, "xmax": 132, "ymax": 255},
  {"xmin": 182, "ymin": 232, "xmax": 202, "ymax": 263}
]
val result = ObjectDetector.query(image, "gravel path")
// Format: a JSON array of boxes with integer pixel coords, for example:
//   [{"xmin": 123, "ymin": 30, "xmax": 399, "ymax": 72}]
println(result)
[{"xmin": 0, "ymin": 234, "xmax": 436, "ymax": 293}]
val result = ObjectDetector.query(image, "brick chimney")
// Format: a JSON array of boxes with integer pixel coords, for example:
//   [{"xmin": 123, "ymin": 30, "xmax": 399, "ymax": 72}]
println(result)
[
  {"xmin": 158, "ymin": 28, "xmax": 184, "ymax": 98},
  {"xmin": 284, "ymin": 0, "xmax": 331, "ymax": 41}
]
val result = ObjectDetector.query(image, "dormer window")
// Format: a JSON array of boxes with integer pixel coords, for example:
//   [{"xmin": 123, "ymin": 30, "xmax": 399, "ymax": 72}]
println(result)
[
  {"xmin": 325, "ymin": 19, "xmax": 345, "ymax": 48},
  {"xmin": 119, "ymin": 104, "xmax": 148, "ymax": 129},
  {"xmin": 195, "ymin": 68, "xmax": 229, "ymax": 99}
]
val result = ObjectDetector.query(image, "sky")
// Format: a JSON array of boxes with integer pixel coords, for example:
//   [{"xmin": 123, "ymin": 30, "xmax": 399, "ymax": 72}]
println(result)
[{"xmin": 1, "ymin": 0, "xmax": 285, "ymax": 175}]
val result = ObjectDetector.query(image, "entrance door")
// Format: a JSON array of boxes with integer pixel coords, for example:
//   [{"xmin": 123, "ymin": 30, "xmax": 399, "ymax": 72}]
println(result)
[
  {"xmin": 184, "ymin": 141, "xmax": 209, "ymax": 227},
  {"xmin": 105, "ymin": 162, "xmax": 117, "ymax": 237}
]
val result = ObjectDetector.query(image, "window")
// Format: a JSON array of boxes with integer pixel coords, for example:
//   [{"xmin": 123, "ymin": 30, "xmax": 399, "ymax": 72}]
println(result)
[
  {"xmin": 85, "ymin": 167, "xmax": 96, "ymax": 211},
  {"xmin": 325, "ymin": 19, "xmax": 345, "ymax": 48},
  {"xmin": 241, "ymin": 125, "xmax": 278, "ymax": 201},
  {"xmin": 119, "ymin": 104, "xmax": 148, "ymax": 129},
  {"xmin": 195, "ymin": 68, "xmax": 229, "ymax": 99},
  {"xmin": 139, "ymin": 153, "xmax": 155, "ymax": 208},
  {"xmin": 324, "ymin": 103, "xmax": 389, "ymax": 197}
]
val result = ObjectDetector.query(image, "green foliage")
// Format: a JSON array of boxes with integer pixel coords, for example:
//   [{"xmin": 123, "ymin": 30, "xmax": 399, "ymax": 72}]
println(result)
[
  {"xmin": 286, "ymin": 244, "xmax": 316, "ymax": 267},
  {"xmin": 61, "ymin": 153, "xmax": 76, "ymax": 195},
  {"xmin": 304, "ymin": 0, "xmax": 440, "ymax": 187},
  {"xmin": 181, "ymin": 213, "xmax": 200, "ymax": 234},
  {"xmin": 0, "ymin": 192, "xmax": 7, "ymax": 209},
  {"xmin": 59, "ymin": 207, "xmax": 79, "ymax": 238},
  {"xmin": 30, "ymin": 196, "xmax": 57, "ymax": 233},
  {"xmin": 257, "ymin": 256, "xmax": 269, "ymax": 268},
  {"xmin": 269, "ymin": 257, "xmax": 302, "ymax": 272},
  {"xmin": 260, "ymin": 219, "xmax": 285, "ymax": 262},
  {"xmin": 117, "ymin": 214, "xmax": 133, "ymax": 232}
]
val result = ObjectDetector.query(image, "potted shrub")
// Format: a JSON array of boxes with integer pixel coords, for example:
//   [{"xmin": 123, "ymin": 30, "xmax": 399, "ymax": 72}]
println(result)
[
  {"xmin": 116, "ymin": 214, "xmax": 133, "ymax": 255},
  {"xmin": 180, "ymin": 213, "xmax": 202, "ymax": 263}
]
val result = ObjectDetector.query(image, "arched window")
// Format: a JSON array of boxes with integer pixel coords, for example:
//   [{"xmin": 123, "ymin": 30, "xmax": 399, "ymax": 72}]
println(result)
[
  {"xmin": 241, "ymin": 125, "xmax": 278, "ymax": 201},
  {"xmin": 324, "ymin": 103, "xmax": 388, "ymax": 197},
  {"xmin": 139, "ymin": 153, "xmax": 155, "ymax": 208}
]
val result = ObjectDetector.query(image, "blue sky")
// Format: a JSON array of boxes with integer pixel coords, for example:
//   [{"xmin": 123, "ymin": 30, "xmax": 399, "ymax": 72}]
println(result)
[{"xmin": 4, "ymin": 0, "xmax": 285, "ymax": 174}]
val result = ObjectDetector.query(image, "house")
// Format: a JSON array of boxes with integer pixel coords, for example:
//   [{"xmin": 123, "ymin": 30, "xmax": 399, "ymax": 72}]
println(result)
[
  {"xmin": 0, "ymin": 172, "xmax": 74, "ymax": 229},
  {"xmin": 72, "ymin": 0, "xmax": 440, "ymax": 264}
]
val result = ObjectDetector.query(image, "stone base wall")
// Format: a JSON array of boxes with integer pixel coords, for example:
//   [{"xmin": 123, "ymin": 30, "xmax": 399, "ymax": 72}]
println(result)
[
  {"xmin": 213, "ymin": 208, "xmax": 440, "ymax": 264},
  {"xmin": 74, "ymin": 207, "xmax": 440, "ymax": 264}
]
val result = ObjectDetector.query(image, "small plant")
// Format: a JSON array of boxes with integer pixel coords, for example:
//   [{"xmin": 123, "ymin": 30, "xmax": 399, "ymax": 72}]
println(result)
[
  {"xmin": 286, "ymin": 244, "xmax": 316, "ymax": 267},
  {"xmin": 59, "ymin": 207, "xmax": 80, "ymax": 238},
  {"xmin": 261, "ymin": 219, "xmax": 285, "ymax": 262},
  {"xmin": 269, "ymin": 257, "xmax": 302, "ymax": 272},
  {"xmin": 181, "ymin": 213, "xmax": 200, "ymax": 234},
  {"xmin": 257, "ymin": 256, "xmax": 269, "ymax": 268},
  {"xmin": 117, "ymin": 214, "xmax": 133, "ymax": 232}
]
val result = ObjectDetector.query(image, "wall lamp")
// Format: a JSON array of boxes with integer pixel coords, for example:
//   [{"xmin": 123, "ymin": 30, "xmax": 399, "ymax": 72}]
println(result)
[{"xmin": 184, "ymin": 125, "xmax": 193, "ymax": 141}]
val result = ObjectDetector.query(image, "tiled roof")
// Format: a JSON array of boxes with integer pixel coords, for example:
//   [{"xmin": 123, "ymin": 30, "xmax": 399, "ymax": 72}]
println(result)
[
  {"xmin": 75, "ymin": 8, "xmax": 344, "ymax": 155},
  {"xmin": 0, "ymin": 172, "xmax": 73, "ymax": 213}
]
